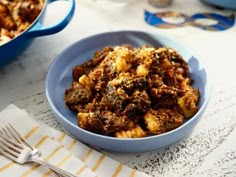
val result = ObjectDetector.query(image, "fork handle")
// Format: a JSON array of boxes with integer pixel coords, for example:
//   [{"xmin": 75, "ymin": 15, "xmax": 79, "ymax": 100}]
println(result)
[{"xmin": 30, "ymin": 155, "xmax": 77, "ymax": 177}]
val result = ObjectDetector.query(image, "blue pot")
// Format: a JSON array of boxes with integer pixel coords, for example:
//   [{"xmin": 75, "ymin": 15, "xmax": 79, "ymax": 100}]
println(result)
[
  {"xmin": 201, "ymin": 0, "xmax": 236, "ymax": 9},
  {"xmin": 0, "ymin": 0, "xmax": 75, "ymax": 67}
]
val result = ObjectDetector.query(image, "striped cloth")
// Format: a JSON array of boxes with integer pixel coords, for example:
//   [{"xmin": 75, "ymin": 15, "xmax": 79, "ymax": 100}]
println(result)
[{"xmin": 0, "ymin": 105, "xmax": 150, "ymax": 177}]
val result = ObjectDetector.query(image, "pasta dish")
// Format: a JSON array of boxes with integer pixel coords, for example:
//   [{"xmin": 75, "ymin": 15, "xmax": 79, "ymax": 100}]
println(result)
[
  {"xmin": 0, "ymin": 0, "xmax": 44, "ymax": 45},
  {"xmin": 64, "ymin": 45, "xmax": 200, "ymax": 138}
]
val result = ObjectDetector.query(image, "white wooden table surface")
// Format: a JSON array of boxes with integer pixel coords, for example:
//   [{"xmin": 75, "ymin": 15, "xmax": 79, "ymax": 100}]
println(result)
[{"xmin": 1, "ymin": 0, "xmax": 236, "ymax": 176}]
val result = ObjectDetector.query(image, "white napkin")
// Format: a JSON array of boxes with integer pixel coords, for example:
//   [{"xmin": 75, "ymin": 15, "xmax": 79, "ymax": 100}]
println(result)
[{"xmin": 0, "ymin": 104, "xmax": 150, "ymax": 177}]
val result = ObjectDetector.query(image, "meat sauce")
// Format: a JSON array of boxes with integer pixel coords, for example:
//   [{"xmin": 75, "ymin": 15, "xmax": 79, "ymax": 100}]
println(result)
[{"xmin": 65, "ymin": 45, "xmax": 200, "ymax": 138}]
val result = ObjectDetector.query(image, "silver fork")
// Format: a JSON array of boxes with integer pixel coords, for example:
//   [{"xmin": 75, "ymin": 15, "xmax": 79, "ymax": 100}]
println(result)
[
  {"xmin": 0, "ymin": 124, "xmax": 62, "ymax": 177},
  {"xmin": 0, "ymin": 124, "xmax": 78, "ymax": 177}
]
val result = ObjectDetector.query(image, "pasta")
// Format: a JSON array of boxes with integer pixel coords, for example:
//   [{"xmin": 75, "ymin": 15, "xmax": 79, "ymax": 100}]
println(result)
[{"xmin": 64, "ymin": 45, "xmax": 200, "ymax": 138}]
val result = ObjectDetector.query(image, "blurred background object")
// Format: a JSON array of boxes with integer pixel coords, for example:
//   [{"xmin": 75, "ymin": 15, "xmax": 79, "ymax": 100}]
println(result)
[
  {"xmin": 145, "ymin": 10, "xmax": 235, "ymax": 31},
  {"xmin": 148, "ymin": 0, "xmax": 173, "ymax": 7},
  {"xmin": 201, "ymin": 0, "xmax": 236, "ymax": 10}
]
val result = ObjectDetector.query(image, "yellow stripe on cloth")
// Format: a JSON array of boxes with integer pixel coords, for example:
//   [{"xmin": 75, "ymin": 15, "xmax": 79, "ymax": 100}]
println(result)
[
  {"xmin": 42, "ymin": 154, "xmax": 73, "ymax": 177},
  {"xmin": 92, "ymin": 154, "xmax": 105, "ymax": 172},
  {"xmin": 0, "ymin": 162, "xmax": 15, "ymax": 172},
  {"xmin": 57, "ymin": 133, "xmax": 66, "ymax": 142},
  {"xmin": 24, "ymin": 127, "xmax": 39, "ymax": 140},
  {"xmin": 68, "ymin": 139, "xmax": 77, "ymax": 150},
  {"xmin": 21, "ymin": 145, "xmax": 64, "ymax": 177},
  {"xmin": 76, "ymin": 165, "xmax": 87, "ymax": 176},
  {"xmin": 21, "ymin": 164, "xmax": 40, "ymax": 177},
  {"xmin": 130, "ymin": 169, "xmax": 137, "ymax": 177},
  {"xmin": 112, "ymin": 163, "xmax": 124, "ymax": 177},
  {"xmin": 82, "ymin": 148, "xmax": 93, "ymax": 162},
  {"xmin": 45, "ymin": 145, "xmax": 64, "ymax": 160},
  {"xmin": 56, "ymin": 154, "xmax": 73, "ymax": 167},
  {"xmin": 35, "ymin": 136, "xmax": 49, "ymax": 148}
]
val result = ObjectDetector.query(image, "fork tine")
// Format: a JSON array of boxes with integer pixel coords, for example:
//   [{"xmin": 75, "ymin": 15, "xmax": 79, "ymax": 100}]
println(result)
[
  {"xmin": 0, "ymin": 137, "xmax": 22, "ymax": 157},
  {"xmin": 0, "ymin": 147, "xmax": 18, "ymax": 161},
  {"xmin": 0, "ymin": 135, "xmax": 24, "ymax": 151},
  {"xmin": 7, "ymin": 124, "xmax": 34, "ymax": 150},
  {"xmin": 1, "ymin": 127, "xmax": 13, "ymax": 139},
  {"xmin": 0, "ymin": 124, "xmax": 23, "ymax": 143},
  {"xmin": 3, "ymin": 124, "xmax": 22, "ymax": 143},
  {"xmin": 0, "ymin": 126, "xmax": 25, "ymax": 151},
  {"xmin": 0, "ymin": 144, "xmax": 19, "ymax": 158}
]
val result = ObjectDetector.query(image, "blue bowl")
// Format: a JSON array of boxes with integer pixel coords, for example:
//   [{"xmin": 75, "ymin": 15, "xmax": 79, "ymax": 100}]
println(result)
[
  {"xmin": 46, "ymin": 30, "xmax": 211, "ymax": 152},
  {"xmin": 0, "ymin": 0, "xmax": 75, "ymax": 67}
]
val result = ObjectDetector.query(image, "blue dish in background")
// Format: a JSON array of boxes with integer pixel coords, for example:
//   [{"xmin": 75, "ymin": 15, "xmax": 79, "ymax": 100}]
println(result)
[
  {"xmin": 46, "ymin": 30, "xmax": 211, "ymax": 152},
  {"xmin": 0, "ymin": 0, "xmax": 75, "ymax": 67},
  {"xmin": 201, "ymin": 0, "xmax": 236, "ymax": 9}
]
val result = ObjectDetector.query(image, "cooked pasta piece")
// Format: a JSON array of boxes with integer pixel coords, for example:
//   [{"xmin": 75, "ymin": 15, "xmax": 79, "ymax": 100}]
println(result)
[
  {"xmin": 115, "ymin": 126, "xmax": 147, "ymax": 138},
  {"xmin": 144, "ymin": 109, "xmax": 163, "ymax": 134}
]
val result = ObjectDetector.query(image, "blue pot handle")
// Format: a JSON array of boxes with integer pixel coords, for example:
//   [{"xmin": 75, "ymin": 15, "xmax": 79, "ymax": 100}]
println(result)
[{"xmin": 26, "ymin": 0, "xmax": 75, "ymax": 38}]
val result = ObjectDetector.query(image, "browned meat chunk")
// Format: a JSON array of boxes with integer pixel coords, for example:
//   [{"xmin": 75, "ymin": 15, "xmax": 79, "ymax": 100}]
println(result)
[
  {"xmin": 121, "ymin": 77, "xmax": 147, "ymax": 95},
  {"xmin": 78, "ymin": 111, "xmax": 128, "ymax": 135},
  {"xmin": 123, "ymin": 90, "xmax": 151, "ymax": 118},
  {"xmin": 65, "ymin": 82, "xmax": 93, "ymax": 110},
  {"xmin": 99, "ymin": 85, "xmax": 128, "ymax": 113},
  {"xmin": 150, "ymin": 85, "xmax": 182, "ymax": 107}
]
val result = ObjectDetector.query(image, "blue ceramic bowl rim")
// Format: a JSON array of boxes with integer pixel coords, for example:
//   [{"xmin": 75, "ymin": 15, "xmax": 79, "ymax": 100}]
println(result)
[{"xmin": 46, "ymin": 30, "xmax": 211, "ymax": 142}]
